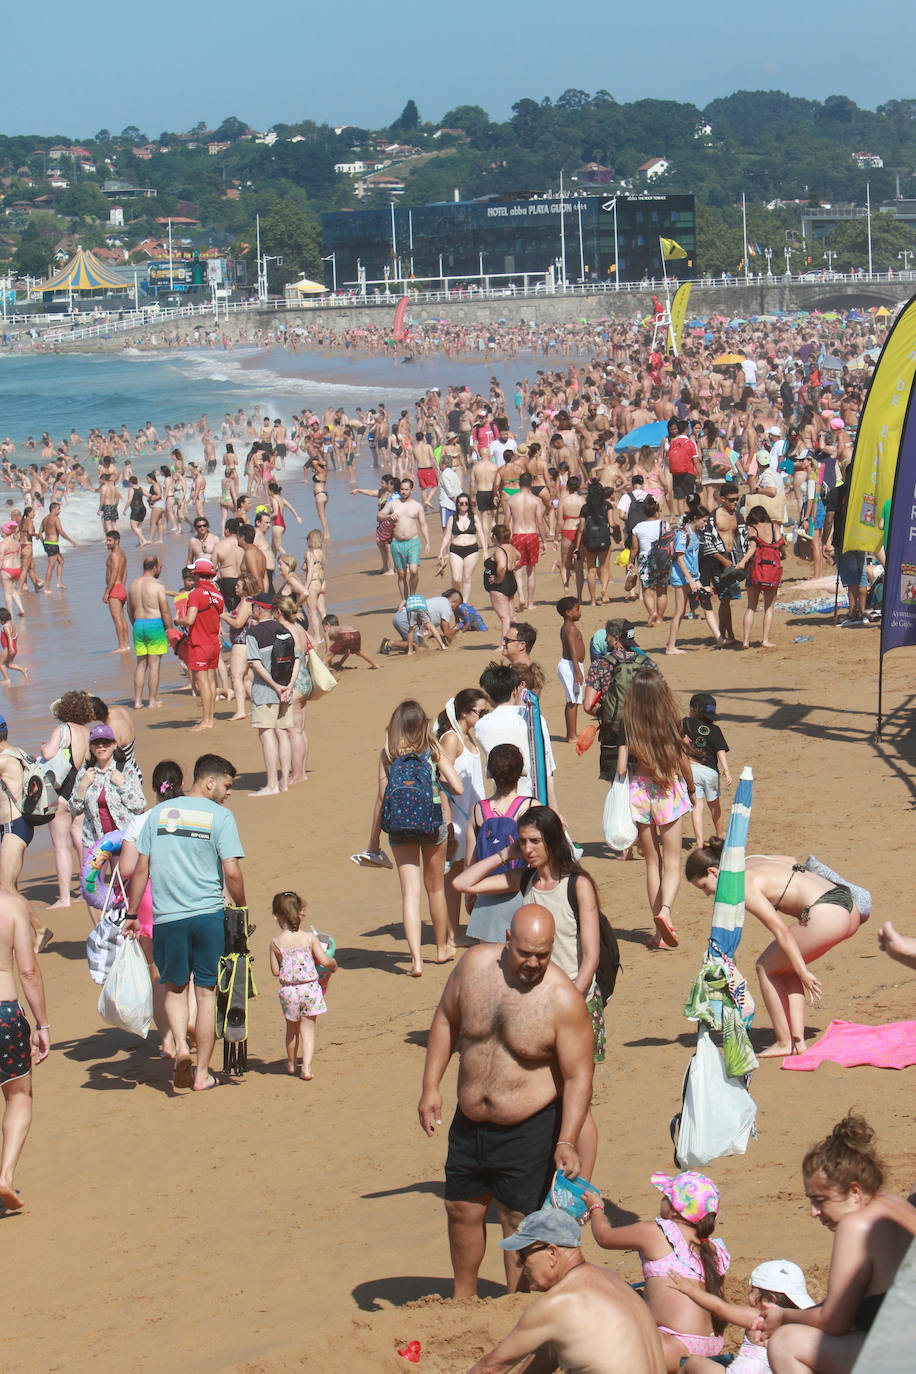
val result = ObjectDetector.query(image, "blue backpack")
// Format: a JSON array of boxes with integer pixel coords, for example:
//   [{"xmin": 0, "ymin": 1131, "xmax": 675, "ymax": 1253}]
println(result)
[
  {"xmin": 474, "ymin": 797, "xmax": 528, "ymax": 870},
  {"xmin": 381, "ymin": 751, "xmax": 442, "ymax": 836}
]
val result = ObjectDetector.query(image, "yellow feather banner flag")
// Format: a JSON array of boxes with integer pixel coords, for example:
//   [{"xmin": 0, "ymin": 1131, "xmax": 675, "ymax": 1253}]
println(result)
[
  {"xmin": 667, "ymin": 282, "xmax": 692, "ymax": 355},
  {"xmin": 660, "ymin": 237, "xmax": 687, "ymax": 261},
  {"xmin": 843, "ymin": 291, "xmax": 916, "ymax": 553}
]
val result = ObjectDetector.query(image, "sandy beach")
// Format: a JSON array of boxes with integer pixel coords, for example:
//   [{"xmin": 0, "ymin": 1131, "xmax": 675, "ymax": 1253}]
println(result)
[{"xmin": 4, "ymin": 507, "xmax": 915, "ymax": 1371}]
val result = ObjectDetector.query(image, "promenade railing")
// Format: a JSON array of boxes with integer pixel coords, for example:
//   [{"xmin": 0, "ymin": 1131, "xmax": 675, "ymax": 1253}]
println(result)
[{"xmin": 3, "ymin": 268, "xmax": 915, "ymax": 347}]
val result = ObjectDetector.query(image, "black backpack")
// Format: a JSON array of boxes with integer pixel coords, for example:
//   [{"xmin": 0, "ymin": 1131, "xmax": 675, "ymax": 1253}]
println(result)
[
  {"xmin": 583, "ymin": 507, "xmax": 611, "ymax": 551},
  {"xmin": 520, "ymin": 869, "xmax": 621, "ymax": 1002},
  {"xmin": 269, "ymin": 626, "xmax": 297, "ymax": 686},
  {"xmin": 624, "ymin": 493, "xmax": 648, "ymax": 541}
]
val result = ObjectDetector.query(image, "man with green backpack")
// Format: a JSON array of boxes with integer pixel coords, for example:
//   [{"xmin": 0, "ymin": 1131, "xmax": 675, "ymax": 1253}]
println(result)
[{"xmin": 582, "ymin": 620, "xmax": 657, "ymax": 781}]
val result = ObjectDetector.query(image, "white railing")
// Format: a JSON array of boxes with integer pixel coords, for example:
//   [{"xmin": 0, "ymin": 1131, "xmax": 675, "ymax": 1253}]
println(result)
[{"xmin": 2, "ymin": 268, "xmax": 914, "ymax": 347}]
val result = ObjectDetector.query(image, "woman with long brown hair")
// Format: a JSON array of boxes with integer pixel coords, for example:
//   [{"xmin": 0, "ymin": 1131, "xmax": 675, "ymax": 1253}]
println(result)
[
  {"xmin": 620, "ymin": 667, "xmax": 695, "ymax": 949},
  {"xmin": 361, "ymin": 700, "xmax": 463, "ymax": 976}
]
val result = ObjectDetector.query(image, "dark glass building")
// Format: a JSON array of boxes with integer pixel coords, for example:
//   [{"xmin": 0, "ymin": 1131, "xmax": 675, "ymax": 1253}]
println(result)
[{"xmin": 321, "ymin": 192, "xmax": 696, "ymax": 288}]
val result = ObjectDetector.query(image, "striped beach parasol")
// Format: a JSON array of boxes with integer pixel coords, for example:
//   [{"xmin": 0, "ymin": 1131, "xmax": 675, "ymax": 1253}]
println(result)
[{"xmin": 708, "ymin": 766, "xmax": 753, "ymax": 960}]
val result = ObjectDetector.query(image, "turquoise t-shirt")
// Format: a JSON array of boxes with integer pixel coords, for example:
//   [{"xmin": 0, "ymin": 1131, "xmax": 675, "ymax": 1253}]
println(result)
[{"xmin": 137, "ymin": 797, "xmax": 244, "ymax": 924}]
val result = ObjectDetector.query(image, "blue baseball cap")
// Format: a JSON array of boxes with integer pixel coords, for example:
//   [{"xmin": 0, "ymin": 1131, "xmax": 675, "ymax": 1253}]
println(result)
[{"xmin": 499, "ymin": 1206, "xmax": 581, "ymax": 1251}]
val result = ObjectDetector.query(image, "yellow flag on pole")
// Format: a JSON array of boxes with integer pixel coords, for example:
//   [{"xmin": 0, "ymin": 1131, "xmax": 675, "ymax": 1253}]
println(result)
[
  {"xmin": 660, "ymin": 237, "xmax": 687, "ymax": 261},
  {"xmin": 843, "ymin": 291, "xmax": 916, "ymax": 553},
  {"xmin": 667, "ymin": 281, "xmax": 692, "ymax": 355}
]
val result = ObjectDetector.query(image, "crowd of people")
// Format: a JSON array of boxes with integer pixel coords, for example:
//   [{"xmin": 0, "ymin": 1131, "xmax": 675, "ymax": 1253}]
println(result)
[{"xmin": 0, "ymin": 304, "xmax": 910, "ymax": 1374}]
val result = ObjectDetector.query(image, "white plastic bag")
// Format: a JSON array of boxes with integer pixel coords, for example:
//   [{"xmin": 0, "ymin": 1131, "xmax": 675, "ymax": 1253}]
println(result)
[
  {"xmin": 602, "ymin": 775, "xmax": 637, "ymax": 851},
  {"xmin": 676, "ymin": 1025, "xmax": 757, "ymax": 1168},
  {"xmin": 97, "ymin": 938, "xmax": 153, "ymax": 1039}
]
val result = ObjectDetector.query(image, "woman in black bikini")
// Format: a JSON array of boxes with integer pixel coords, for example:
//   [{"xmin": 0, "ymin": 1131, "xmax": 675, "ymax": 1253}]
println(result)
[
  {"xmin": 437, "ymin": 493, "xmax": 485, "ymax": 604},
  {"xmin": 305, "ymin": 454, "xmax": 330, "ymax": 542},
  {"xmin": 686, "ymin": 842, "xmax": 865, "ymax": 1056},
  {"xmin": 761, "ymin": 1112, "xmax": 916, "ymax": 1374},
  {"xmin": 482, "ymin": 521, "xmax": 519, "ymax": 641}
]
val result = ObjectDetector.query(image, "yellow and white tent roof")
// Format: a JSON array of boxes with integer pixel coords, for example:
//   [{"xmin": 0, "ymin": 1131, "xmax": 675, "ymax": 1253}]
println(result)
[{"xmin": 36, "ymin": 249, "xmax": 127, "ymax": 293}]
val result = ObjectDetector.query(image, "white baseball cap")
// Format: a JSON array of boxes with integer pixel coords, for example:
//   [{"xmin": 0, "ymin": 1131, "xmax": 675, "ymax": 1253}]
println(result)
[
  {"xmin": 767, "ymin": 425, "xmax": 782, "ymax": 437},
  {"xmin": 750, "ymin": 1260, "xmax": 815, "ymax": 1308}
]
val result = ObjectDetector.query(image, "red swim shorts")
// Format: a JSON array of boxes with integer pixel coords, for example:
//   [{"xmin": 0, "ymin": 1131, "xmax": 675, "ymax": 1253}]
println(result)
[
  {"xmin": 510, "ymin": 532, "xmax": 541, "ymax": 568},
  {"xmin": 187, "ymin": 648, "xmax": 220, "ymax": 673}
]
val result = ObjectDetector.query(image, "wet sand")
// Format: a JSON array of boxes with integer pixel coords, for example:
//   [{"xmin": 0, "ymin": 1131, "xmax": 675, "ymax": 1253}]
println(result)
[{"xmin": 5, "ymin": 493, "xmax": 916, "ymax": 1371}]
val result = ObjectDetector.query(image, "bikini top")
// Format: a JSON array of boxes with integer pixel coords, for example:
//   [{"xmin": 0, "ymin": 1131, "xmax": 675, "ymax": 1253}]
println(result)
[{"xmin": 640, "ymin": 1217, "xmax": 730, "ymax": 1282}]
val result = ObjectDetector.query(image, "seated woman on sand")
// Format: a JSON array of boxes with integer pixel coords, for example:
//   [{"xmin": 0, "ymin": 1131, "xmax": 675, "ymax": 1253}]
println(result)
[
  {"xmin": 686, "ymin": 843, "xmax": 866, "ymax": 1057},
  {"xmin": 760, "ymin": 1112, "xmax": 916, "ymax": 1373}
]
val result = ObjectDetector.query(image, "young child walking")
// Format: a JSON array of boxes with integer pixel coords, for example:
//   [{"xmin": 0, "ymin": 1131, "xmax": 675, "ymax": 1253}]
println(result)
[
  {"xmin": 681, "ymin": 693, "xmax": 732, "ymax": 848},
  {"xmin": 670, "ymin": 1257, "xmax": 814, "ymax": 1373},
  {"xmin": 582, "ymin": 1170, "xmax": 730, "ymax": 1371},
  {"xmin": 555, "ymin": 595, "xmax": 586, "ymax": 742},
  {"xmin": 269, "ymin": 890, "xmax": 337, "ymax": 1080}
]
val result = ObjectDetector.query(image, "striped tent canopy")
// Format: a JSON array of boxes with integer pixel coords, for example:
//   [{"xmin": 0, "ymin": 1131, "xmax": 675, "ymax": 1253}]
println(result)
[
  {"xmin": 709, "ymin": 766, "xmax": 753, "ymax": 959},
  {"xmin": 35, "ymin": 249, "xmax": 127, "ymax": 294}
]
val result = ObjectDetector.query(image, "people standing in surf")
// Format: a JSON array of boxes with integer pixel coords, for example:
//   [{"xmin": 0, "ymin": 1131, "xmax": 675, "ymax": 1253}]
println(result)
[
  {"xmin": 103, "ymin": 531, "xmax": 130, "ymax": 653},
  {"xmin": 38, "ymin": 502, "xmax": 75, "ymax": 595},
  {"xmin": 267, "ymin": 481, "xmax": 302, "ymax": 556},
  {"xmin": 146, "ymin": 471, "xmax": 166, "ymax": 543},
  {"xmin": 305, "ymin": 450, "xmax": 331, "ymax": 543},
  {"xmin": 0, "ymin": 523, "xmax": 26, "ymax": 618}
]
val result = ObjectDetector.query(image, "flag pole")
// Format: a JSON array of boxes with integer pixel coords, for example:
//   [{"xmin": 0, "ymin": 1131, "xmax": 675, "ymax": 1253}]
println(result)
[{"xmin": 742, "ymin": 193, "xmax": 750, "ymax": 283}]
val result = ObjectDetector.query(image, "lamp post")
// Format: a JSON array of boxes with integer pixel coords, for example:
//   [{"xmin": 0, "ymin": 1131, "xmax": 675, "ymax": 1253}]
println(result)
[
  {"xmin": 899, "ymin": 249, "xmax": 913, "ymax": 274},
  {"xmin": 322, "ymin": 252, "xmax": 337, "ymax": 291},
  {"xmin": 866, "ymin": 183, "xmax": 873, "ymax": 281},
  {"xmin": 783, "ymin": 245, "xmax": 793, "ymax": 277},
  {"xmin": 261, "ymin": 255, "xmax": 282, "ymax": 298},
  {"xmin": 764, "ymin": 247, "xmax": 773, "ymax": 277},
  {"xmin": 558, "ymin": 170, "xmax": 567, "ymax": 289},
  {"xmin": 824, "ymin": 249, "xmax": 837, "ymax": 275}
]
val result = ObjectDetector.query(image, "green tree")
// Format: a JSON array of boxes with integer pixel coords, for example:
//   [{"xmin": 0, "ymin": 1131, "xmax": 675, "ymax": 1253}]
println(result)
[
  {"xmin": 215, "ymin": 116, "xmax": 248, "ymax": 143},
  {"xmin": 392, "ymin": 99, "xmax": 419, "ymax": 133},
  {"xmin": 824, "ymin": 215, "xmax": 916, "ymax": 272},
  {"xmin": 258, "ymin": 195, "xmax": 322, "ymax": 285},
  {"xmin": 58, "ymin": 181, "xmax": 109, "ymax": 219},
  {"xmin": 439, "ymin": 105, "xmax": 490, "ymax": 140},
  {"xmin": 15, "ymin": 214, "xmax": 64, "ymax": 277}
]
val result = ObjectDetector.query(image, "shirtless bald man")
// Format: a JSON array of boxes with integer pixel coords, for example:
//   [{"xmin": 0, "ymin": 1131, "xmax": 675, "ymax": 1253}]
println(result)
[
  {"xmin": 418, "ymin": 906, "xmax": 594, "ymax": 1298},
  {"xmin": 466, "ymin": 1206, "xmax": 664, "ymax": 1374}
]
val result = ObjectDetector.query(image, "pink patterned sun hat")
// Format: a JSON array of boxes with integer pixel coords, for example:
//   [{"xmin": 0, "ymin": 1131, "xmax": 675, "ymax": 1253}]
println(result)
[{"xmin": 651, "ymin": 1170, "xmax": 720, "ymax": 1222}]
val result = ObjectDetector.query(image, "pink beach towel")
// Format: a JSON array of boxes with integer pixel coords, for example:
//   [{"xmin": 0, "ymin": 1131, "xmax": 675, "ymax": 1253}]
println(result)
[{"xmin": 782, "ymin": 1019, "xmax": 916, "ymax": 1072}]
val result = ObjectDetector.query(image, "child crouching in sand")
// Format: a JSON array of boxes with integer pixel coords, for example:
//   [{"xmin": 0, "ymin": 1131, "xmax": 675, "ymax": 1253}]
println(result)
[
  {"xmin": 269, "ymin": 890, "xmax": 337, "ymax": 1080},
  {"xmin": 583, "ymin": 1170, "xmax": 730, "ymax": 1371},
  {"xmin": 323, "ymin": 613, "xmax": 379, "ymax": 670}
]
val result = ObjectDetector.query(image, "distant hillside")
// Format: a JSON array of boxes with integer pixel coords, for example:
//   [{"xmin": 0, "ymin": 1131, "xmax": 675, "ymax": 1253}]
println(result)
[{"xmin": 1, "ymin": 90, "xmax": 914, "ymax": 283}]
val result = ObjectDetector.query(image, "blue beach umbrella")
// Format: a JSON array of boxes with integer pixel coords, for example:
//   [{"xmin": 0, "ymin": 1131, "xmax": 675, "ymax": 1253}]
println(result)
[{"xmin": 614, "ymin": 420, "xmax": 668, "ymax": 451}]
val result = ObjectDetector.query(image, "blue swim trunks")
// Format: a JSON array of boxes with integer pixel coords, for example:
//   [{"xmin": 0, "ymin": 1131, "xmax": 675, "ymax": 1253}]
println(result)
[
  {"xmin": 391, "ymin": 536, "xmax": 421, "ymax": 572},
  {"xmin": 133, "ymin": 617, "xmax": 168, "ymax": 656}
]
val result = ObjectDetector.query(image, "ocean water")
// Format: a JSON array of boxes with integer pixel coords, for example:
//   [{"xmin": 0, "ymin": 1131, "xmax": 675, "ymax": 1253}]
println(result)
[{"xmin": 0, "ymin": 345, "xmax": 527, "ymax": 749}]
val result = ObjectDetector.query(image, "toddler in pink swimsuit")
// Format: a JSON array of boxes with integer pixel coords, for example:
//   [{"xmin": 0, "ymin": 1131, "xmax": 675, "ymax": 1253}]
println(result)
[
  {"xmin": 583, "ymin": 1169, "xmax": 730, "ymax": 1365},
  {"xmin": 269, "ymin": 890, "xmax": 337, "ymax": 1080}
]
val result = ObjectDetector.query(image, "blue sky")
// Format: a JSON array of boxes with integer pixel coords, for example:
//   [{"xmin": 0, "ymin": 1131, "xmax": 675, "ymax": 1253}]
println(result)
[{"xmin": 3, "ymin": 0, "xmax": 911, "ymax": 136}]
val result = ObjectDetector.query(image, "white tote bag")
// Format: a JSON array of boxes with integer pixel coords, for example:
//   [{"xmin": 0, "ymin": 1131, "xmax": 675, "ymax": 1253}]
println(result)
[
  {"xmin": 602, "ymin": 774, "xmax": 637, "ymax": 851},
  {"xmin": 676, "ymin": 1025, "xmax": 757, "ymax": 1168},
  {"xmin": 98, "ymin": 939, "xmax": 153, "ymax": 1039}
]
